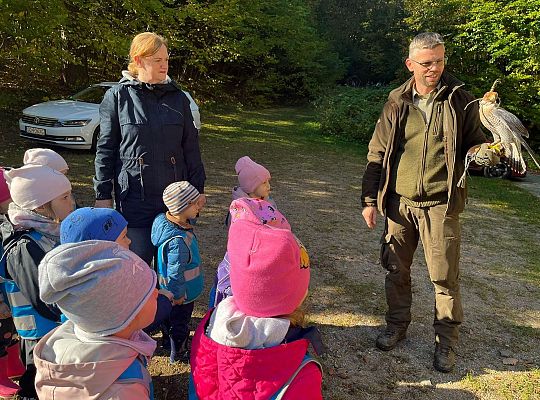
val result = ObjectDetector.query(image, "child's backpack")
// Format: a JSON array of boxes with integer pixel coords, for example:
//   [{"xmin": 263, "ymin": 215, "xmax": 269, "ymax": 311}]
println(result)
[
  {"xmin": 156, "ymin": 231, "xmax": 204, "ymax": 303},
  {"xmin": 0, "ymin": 230, "xmax": 60, "ymax": 339}
]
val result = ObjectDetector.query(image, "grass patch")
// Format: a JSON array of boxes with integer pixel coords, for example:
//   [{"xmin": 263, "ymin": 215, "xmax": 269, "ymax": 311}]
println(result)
[
  {"xmin": 468, "ymin": 176, "xmax": 540, "ymax": 227},
  {"xmin": 461, "ymin": 369, "xmax": 540, "ymax": 399}
]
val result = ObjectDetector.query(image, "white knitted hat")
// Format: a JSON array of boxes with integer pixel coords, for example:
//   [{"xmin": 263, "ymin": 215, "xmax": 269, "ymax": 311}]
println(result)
[
  {"xmin": 5, "ymin": 164, "xmax": 71, "ymax": 209},
  {"xmin": 23, "ymin": 148, "xmax": 69, "ymax": 172}
]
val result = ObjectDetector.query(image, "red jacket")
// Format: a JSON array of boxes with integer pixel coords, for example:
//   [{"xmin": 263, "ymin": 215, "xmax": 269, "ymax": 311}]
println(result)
[{"xmin": 190, "ymin": 310, "xmax": 323, "ymax": 399}]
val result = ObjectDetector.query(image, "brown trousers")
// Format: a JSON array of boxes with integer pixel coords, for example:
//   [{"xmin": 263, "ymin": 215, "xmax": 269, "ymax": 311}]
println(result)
[{"xmin": 380, "ymin": 200, "xmax": 463, "ymax": 345}]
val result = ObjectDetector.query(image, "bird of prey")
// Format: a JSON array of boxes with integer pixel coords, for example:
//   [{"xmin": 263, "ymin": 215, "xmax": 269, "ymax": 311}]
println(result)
[{"xmin": 468, "ymin": 79, "xmax": 540, "ymax": 174}]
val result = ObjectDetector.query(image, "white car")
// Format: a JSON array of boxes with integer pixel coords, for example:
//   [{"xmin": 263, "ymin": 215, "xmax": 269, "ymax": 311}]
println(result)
[{"xmin": 19, "ymin": 82, "xmax": 201, "ymax": 150}]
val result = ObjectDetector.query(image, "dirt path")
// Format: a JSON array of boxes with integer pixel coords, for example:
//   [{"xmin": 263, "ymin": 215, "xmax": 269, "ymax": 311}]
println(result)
[
  {"xmin": 146, "ymin": 108, "xmax": 539, "ymax": 399},
  {"xmin": 1, "ymin": 108, "xmax": 538, "ymax": 399}
]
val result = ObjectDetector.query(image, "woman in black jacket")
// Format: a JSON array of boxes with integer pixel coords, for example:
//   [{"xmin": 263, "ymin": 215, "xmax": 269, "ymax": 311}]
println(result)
[{"xmin": 94, "ymin": 32, "xmax": 206, "ymax": 265}]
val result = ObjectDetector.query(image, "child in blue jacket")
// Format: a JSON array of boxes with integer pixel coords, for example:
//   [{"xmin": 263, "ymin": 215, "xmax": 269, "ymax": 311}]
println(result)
[{"xmin": 151, "ymin": 181, "xmax": 204, "ymax": 363}]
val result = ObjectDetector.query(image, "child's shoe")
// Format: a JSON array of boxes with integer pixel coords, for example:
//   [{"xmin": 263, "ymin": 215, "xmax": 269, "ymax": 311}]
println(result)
[
  {"xmin": 6, "ymin": 342, "xmax": 25, "ymax": 379},
  {"xmin": 169, "ymin": 337, "xmax": 189, "ymax": 364},
  {"xmin": 0, "ymin": 355, "xmax": 20, "ymax": 399}
]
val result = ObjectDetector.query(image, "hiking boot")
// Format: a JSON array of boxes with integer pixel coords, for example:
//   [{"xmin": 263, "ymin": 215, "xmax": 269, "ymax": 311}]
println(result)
[
  {"xmin": 433, "ymin": 343, "xmax": 456, "ymax": 373},
  {"xmin": 375, "ymin": 327, "xmax": 407, "ymax": 351}
]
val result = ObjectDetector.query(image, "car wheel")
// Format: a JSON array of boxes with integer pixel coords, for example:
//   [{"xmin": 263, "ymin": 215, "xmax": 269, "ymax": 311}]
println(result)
[{"xmin": 91, "ymin": 127, "xmax": 100, "ymax": 151}]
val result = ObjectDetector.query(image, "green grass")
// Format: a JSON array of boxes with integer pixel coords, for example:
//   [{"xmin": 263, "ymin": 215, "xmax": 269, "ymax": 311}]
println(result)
[
  {"xmin": 466, "ymin": 176, "xmax": 540, "ymax": 284},
  {"xmin": 468, "ymin": 176, "xmax": 540, "ymax": 227},
  {"xmin": 461, "ymin": 369, "xmax": 540, "ymax": 400}
]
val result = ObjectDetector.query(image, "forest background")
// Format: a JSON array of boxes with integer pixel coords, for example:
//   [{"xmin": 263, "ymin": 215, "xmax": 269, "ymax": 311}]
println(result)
[{"xmin": 1, "ymin": 0, "xmax": 539, "ymax": 147}]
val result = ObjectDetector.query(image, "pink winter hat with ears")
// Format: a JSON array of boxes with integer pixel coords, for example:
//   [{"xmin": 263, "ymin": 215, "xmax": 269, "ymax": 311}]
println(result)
[
  {"xmin": 228, "ymin": 219, "xmax": 310, "ymax": 317},
  {"xmin": 235, "ymin": 156, "xmax": 270, "ymax": 194},
  {"xmin": 0, "ymin": 169, "xmax": 11, "ymax": 203},
  {"xmin": 229, "ymin": 198, "xmax": 290, "ymax": 229},
  {"xmin": 23, "ymin": 148, "xmax": 69, "ymax": 173}
]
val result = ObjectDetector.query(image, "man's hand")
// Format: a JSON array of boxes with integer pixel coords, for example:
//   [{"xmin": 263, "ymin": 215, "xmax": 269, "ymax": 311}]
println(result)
[
  {"xmin": 362, "ymin": 206, "xmax": 377, "ymax": 229},
  {"xmin": 472, "ymin": 143, "xmax": 501, "ymax": 167},
  {"xmin": 94, "ymin": 199, "xmax": 114, "ymax": 208}
]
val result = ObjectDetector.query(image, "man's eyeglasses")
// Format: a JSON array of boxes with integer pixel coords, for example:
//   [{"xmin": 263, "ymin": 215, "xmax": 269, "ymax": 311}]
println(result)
[{"xmin": 409, "ymin": 56, "xmax": 448, "ymax": 69}]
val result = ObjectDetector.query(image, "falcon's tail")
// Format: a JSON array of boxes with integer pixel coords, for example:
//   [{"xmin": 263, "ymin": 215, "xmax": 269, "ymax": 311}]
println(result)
[
  {"xmin": 518, "ymin": 138, "xmax": 540, "ymax": 170},
  {"xmin": 505, "ymin": 143, "xmax": 527, "ymax": 174}
]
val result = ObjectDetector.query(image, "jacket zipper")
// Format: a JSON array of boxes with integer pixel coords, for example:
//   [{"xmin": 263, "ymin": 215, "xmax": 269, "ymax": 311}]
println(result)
[
  {"xmin": 417, "ymin": 106, "xmax": 429, "ymax": 201},
  {"xmin": 171, "ymin": 156, "xmax": 177, "ymax": 181},
  {"xmin": 138, "ymin": 157, "xmax": 145, "ymax": 201}
]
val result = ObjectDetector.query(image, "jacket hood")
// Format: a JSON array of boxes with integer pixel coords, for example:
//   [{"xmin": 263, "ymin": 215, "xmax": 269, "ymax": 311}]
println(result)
[
  {"xmin": 120, "ymin": 70, "xmax": 174, "ymax": 87},
  {"xmin": 388, "ymin": 71, "xmax": 464, "ymax": 104},
  {"xmin": 34, "ymin": 321, "xmax": 156, "ymax": 399},
  {"xmin": 232, "ymin": 185, "xmax": 250, "ymax": 200},
  {"xmin": 151, "ymin": 212, "xmax": 187, "ymax": 247},
  {"xmin": 206, "ymin": 297, "xmax": 290, "ymax": 350}
]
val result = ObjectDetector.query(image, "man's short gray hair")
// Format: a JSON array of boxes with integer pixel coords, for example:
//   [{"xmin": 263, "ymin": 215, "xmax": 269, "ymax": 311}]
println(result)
[{"xmin": 409, "ymin": 32, "xmax": 445, "ymax": 57}]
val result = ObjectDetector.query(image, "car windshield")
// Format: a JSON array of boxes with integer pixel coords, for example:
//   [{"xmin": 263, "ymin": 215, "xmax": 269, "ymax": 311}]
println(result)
[{"xmin": 71, "ymin": 85, "xmax": 111, "ymax": 104}]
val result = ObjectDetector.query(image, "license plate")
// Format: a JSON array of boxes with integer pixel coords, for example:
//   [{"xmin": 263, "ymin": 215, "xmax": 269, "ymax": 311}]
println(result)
[{"xmin": 26, "ymin": 126, "xmax": 46, "ymax": 136}]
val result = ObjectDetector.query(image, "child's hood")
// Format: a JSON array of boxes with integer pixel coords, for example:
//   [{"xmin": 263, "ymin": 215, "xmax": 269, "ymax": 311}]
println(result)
[
  {"xmin": 33, "ymin": 320, "xmax": 156, "ymax": 399},
  {"xmin": 151, "ymin": 212, "xmax": 187, "ymax": 246},
  {"xmin": 232, "ymin": 185, "xmax": 250, "ymax": 200}
]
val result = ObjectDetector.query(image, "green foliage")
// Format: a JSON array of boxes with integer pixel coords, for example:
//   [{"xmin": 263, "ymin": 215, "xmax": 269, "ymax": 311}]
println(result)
[
  {"xmin": 0, "ymin": 0, "xmax": 344, "ymax": 105},
  {"xmin": 314, "ymin": 85, "xmax": 395, "ymax": 143},
  {"xmin": 456, "ymin": 0, "xmax": 540, "ymax": 140},
  {"xmin": 402, "ymin": 0, "xmax": 540, "ymax": 148},
  {"xmin": 314, "ymin": 0, "xmax": 407, "ymax": 85}
]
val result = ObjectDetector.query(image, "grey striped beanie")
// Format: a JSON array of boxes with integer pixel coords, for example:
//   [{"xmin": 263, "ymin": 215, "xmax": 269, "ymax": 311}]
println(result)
[{"xmin": 163, "ymin": 181, "xmax": 200, "ymax": 215}]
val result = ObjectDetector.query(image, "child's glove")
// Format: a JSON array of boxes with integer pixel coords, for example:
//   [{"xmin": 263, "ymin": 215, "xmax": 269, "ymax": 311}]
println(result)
[
  {"xmin": 0, "ymin": 301, "xmax": 11, "ymax": 319},
  {"xmin": 472, "ymin": 143, "xmax": 501, "ymax": 167}
]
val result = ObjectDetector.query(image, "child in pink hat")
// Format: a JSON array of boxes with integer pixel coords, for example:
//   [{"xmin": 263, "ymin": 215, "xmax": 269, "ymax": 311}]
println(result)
[
  {"xmin": 0, "ymin": 168, "xmax": 25, "ymax": 400},
  {"xmin": 210, "ymin": 197, "xmax": 299, "ymax": 307},
  {"xmin": 233, "ymin": 156, "xmax": 271, "ymax": 201},
  {"xmin": 210, "ymin": 156, "xmax": 284, "ymax": 307},
  {"xmin": 190, "ymin": 220, "xmax": 323, "ymax": 399}
]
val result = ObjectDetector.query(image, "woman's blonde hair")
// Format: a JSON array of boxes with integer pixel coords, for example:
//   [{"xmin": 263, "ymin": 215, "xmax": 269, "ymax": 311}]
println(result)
[{"xmin": 127, "ymin": 32, "xmax": 168, "ymax": 76}]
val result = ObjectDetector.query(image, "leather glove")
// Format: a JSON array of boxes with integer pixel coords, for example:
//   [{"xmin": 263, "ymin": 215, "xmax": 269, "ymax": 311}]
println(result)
[{"xmin": 472, "ymin": 143, "xmax": 501, "ymax": 167}]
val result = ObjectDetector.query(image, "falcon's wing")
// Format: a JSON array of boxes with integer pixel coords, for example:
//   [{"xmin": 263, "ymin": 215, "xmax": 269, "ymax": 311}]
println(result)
[{"xmin": 491, "ymin": 106, "xmax": 529, "ymax": 139}]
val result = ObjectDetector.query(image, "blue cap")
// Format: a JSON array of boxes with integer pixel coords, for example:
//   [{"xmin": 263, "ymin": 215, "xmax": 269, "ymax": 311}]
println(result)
[{"xmin": 61, "ymin": 207, "xmax": 128, "ymax": 244}]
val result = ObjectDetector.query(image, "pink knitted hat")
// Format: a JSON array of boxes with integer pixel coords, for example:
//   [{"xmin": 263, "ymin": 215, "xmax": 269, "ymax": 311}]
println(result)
[
  {"xmin": 235, "ymin": 156, "xmax": 270, "ymax": 194},
  {"xmin": 0, "ymin": 169, "xmax": 10, "ymax": 203},
  {"xmin": 229, "ymin": 198, "xmax": 290, "ymax": 229},
  {"xmin": 228, "ymin": 219, "xmax": 310, "ymax": 317}
]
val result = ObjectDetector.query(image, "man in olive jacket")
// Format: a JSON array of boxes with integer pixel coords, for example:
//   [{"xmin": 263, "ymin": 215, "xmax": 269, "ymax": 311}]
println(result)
[{"xmin": 360, "ymin": 32, "xmax": 499, "ymax": 373}]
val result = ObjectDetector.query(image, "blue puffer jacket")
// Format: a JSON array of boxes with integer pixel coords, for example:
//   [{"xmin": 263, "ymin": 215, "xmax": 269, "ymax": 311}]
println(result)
[
  {"xmin": 94, "ymin": 74, "xmax": 206, "ymax": 227},
  {"xmin": 151, "ymin": 213, "xmax": 203, "ymax": 302}
]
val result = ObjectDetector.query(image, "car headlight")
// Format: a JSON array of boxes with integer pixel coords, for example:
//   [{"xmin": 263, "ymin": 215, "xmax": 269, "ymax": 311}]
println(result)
[{"xmin": 56, "ymin": 119, "xmax": 91, "ymax": 127}]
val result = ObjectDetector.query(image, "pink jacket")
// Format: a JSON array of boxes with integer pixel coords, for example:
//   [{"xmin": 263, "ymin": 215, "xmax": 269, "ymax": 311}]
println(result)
[{"xmin": 190, "ymin": 310, "xmax": 323, "ymax": 399}]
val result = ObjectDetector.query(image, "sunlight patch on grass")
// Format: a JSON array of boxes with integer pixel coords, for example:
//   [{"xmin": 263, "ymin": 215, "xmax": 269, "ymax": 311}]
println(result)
[
  {"xmin": 308, "ymin": 312, "xmax": 380, "ymax": 327},
  {"xmin": 460, "ymin": 369, "xmax": 540, "ymax": 399}
]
